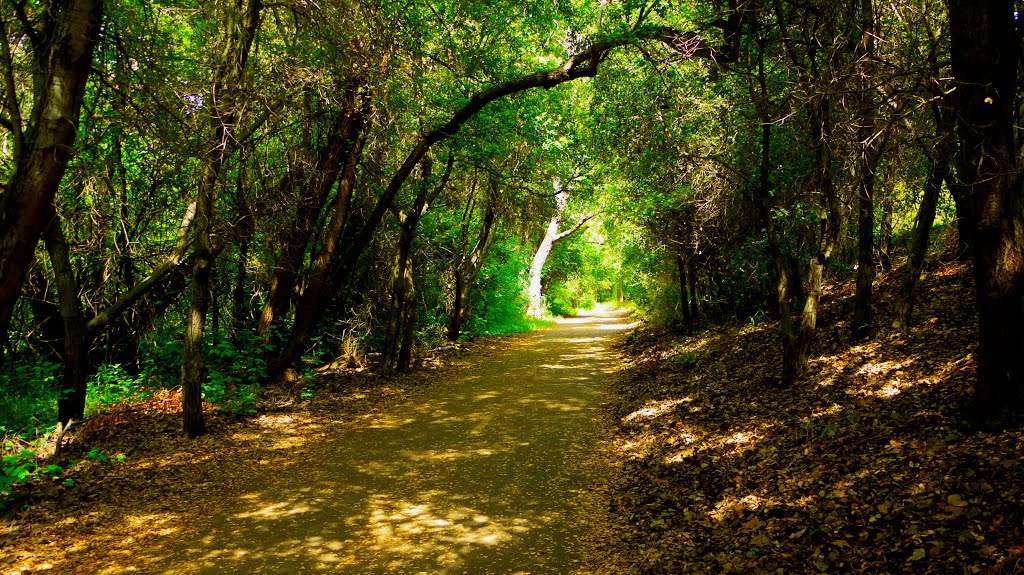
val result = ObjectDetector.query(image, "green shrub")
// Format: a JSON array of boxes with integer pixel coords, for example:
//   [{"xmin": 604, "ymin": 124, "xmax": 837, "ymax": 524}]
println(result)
[{"xmin": 0, "ymin": 358, "xmax": 61, "ymax": 434}]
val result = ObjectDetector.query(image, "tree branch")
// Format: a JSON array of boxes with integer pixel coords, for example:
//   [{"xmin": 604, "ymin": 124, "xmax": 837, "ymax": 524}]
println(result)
[
  {"xmin": 86, "ymin": 201, "xmax": 197, "ymax": 332},
  {"xmin": 553, "ymin": 212, "xmax": 597, "ymax": 244}
]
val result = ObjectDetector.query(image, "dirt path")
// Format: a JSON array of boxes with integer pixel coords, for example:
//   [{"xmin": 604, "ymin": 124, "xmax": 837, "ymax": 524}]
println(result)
[{"xmin": 132, "ymin": 307, "xmax": 633, "ymax": 574}]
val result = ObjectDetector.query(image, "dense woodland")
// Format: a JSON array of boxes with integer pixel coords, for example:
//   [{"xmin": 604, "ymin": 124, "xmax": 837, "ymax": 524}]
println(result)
[{"xmin": 0, "ymin": 0, "xmax": 1021, "ymax": 445}]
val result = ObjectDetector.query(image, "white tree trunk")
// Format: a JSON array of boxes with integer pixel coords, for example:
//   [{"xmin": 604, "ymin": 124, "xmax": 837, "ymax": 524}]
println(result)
[{"xmin": 527, "ymin": 215, "xmax": 561, "ymax": 317}]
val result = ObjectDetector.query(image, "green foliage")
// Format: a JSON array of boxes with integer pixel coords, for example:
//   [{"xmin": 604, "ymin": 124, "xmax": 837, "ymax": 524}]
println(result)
[
  {"xmin": 0, "ymin": 358, "xmax": 61, "ymax": 434},
  {"xmin": 86, "ymin": 448, "xmax": 126, "ymax": 464},
  {"xmin": 545, "ymin": 284, "xmax": 579, "ymax": 317},
  {"xmin": 466, "ymin": 240, "xmax": 552, "ymax": 336},
  {"xmin": 86, "ymin": 364, "xmax": 145, "ymax": 415},
  {"xmin": 203, "ymin": 335, "xmax": 266, "ymax": 414},
  {"xmin": 0, "ymin": 427, "xmax": 92, "ymax": 509},
  {"xmin": 676, "ymin": 351, "xmax": 698, "ymax": 368},
  {"xmin": 1, "ymin": 449, "xmax": 39, "ymax": 507}
]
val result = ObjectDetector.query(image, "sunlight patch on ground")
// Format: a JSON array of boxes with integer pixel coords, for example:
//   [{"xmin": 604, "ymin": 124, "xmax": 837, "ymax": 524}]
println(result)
[
  {"xmin": 234, "ymin": 500, "xmax": 321, "ymax": 520},
  {"xmin": 621, "ymin": 433, "xmax": 659, "ymax": 459},
  {"xmin": 363, "ymin": 414, "xmax": 416, "ymax": 429},
  {"xmin": 810, "ymin": 403, "xmax": 844, "ymax": 418},
  {"xmin": 361, "ymin": 493, "xmax": 533, "ymax": 570},
  {"xmin": 810, "ymin": 341, "xmax": 882, "ymax": 371},
  {"xmin": 624, "ymin": 397, "xmax": 691, "ymax": 422},
  {"xmin": 596, "ymin": 320, "xmax": 641, "ymax": 331},
  {"xmin": 856, "ymin": 358, "xmax": 915, "ymax": 378},
  {"xmin": 395, "ymin": 446, "xmax": 507, "ymax": 463},
  {"xmin": 845, "ymin": 358, "xmax": 929, "ymax": 398},
  {"xmin": 662, "ymin": 422, "xmax": 773, "ymax": 463},
  {"xmin": 709, "ymin": 493, "xmax": 765, "ymax": 521},
  {"xmin": 568, "ymin": 336, "xmax": 607, "ymax": 344},
  {"xmin": 514, "ymin": 397, "xmax": 587, "ymax": 412}
]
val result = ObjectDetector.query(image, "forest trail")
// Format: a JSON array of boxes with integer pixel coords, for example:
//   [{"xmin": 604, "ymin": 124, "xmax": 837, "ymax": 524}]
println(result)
[{"xmin": 140, "ymin": 306, "xmax": 635, "ymax": 574}]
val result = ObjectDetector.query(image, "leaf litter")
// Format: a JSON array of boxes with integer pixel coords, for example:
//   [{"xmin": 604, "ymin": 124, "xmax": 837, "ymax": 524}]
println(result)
[{"xmin": 600, "ymin": 256, "xmax": 1024, "ymax": 574}]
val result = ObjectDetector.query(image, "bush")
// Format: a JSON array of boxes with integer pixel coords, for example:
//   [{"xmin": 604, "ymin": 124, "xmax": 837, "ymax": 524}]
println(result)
[{"xmin": 0, "ymin": 358, "xmax": 61, "ymax": 434}]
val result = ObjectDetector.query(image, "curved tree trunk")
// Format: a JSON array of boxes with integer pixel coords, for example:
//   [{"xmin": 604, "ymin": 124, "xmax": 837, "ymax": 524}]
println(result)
[
  {"xmin": 273, "ymin": 25, "xmax": 736, "ymax": 374},
  {"xmin": 257, "ymin": 82, "xmax": 367, "ymax": 344},
  {"xmin": 528, "ymin": 214, "xmax": 562, "ymax": 318},
  {"xmin": 275, "ymin": 127, "xmax": 367, "ymax": 378},
  {"xmin": 380, "ymin": 160, "xmax": 434, "ymax": 374},
  {"xmin": 0, "ymin": 0, "xmax": 103, "ymax": 366},
  {"xmin": 527, "ymin": 179, "xmax": 592, "ymax": 318},
  {"xmin": 893, "ymin": 101, "xmax": 953, "ymax": 330}
]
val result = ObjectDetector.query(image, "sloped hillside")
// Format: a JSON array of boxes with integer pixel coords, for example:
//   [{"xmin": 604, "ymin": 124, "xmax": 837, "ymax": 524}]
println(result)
[{"xmin": 604, "ymin": 255, "xmax": 1023, "ymax": 574}]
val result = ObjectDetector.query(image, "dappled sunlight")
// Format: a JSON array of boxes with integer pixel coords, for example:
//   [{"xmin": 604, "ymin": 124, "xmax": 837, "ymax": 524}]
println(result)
[
  {"xmin": 395, "ymin": 446, "xmax": 514, "ymax": 463},
  {"xmin": 597, "ymin": 319, "xmax": 641, "ymax": 331},
  {"xmin": 5, "ymin": 306, "xmax": 633, "ymax": 575},
  {"xmin": 809, "ymin": 403, "xmax": 844, "ymax": 418},
  {"xmin": 624, "ymin": 397, "xmax": 691, "ymax": 422},
  {"xmin": 568, "ymin": 336, "xmax": 606, "ymax": 344},
  {"xmin": 362, "ymin": 413, "xmax": 417, "ymax": 429},
  {"xmin": 108, "ymin": 307, "xmax": 629, "ymax": 574},
  {"xmin": 515, "ymin": 396, "xmax": 589, "ymax": 412},
  {"xmin": 709, "ymin": 493, "xmax": 766, "ymax": 522}
]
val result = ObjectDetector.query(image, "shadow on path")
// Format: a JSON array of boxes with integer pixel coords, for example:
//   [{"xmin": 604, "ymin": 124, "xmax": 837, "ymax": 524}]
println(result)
[{"xmin": 139, "ymin": 307, "xmax": 636, "ymax": 574}]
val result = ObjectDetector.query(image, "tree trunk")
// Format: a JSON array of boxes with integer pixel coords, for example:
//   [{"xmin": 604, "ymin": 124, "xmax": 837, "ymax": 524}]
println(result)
[
  {"xmin": 44, "ymin": 219, "xmax": 91, "ymax": 424},
  {"xmin": 276, "ymin": 28, "xmax": 724, "ymax": 372},
  {"xmin": 947, "ymin": 167, "xmax": 973, "ymax": 259},
  {"xmin": 528, "ymin": 215, "xmax": 561, "ymax": 318},
  {"xmin": 527, "ymin": 179, "xmax": 591, "ymax": 318},
  {"xmin": 257, "ymin": 83, "xmax": 366, "ymax": 342},
  {"xmin": 0, "ymin": 0, "xmax": 104, "ymax": 360},
  {"xmin": 687, "ymin": 257, "xmax": 700, "ymax": 322},
  {"xmin": 879, "ymin": 191, "xmax": 893, "ymax": 272},
  {"xmin": 381, "ymin": 157, "xmax": 450, "ymax": 374},
  {"xmin": 947, "ymin": 0, "xmax": 1024, "ymax": 423},
  {"xmin": 755, "ymin": 119, "xmax": 798, "ymax": 385},
  {"xmin": 181, "ymin": 0, "xmax": 263, "ymax": 437},
  {"xmin": 893, "ymin": 103, "xmax": 953, "ymax": 330},
  {"xmin": 851, "ymin": 0, "xmax": 878, "ymax": 341},
  {"xmin": 232, "ymin": 165, "xmax": 254, "ymax": 335},
  {"xmin": 852, "ymin": 177, "xmax": 877, "ymax": 339},
  {"xmin": 677, "ymin": 254, "xmax": 692, "ymax": 324},
  {"xmin": 791, "ymin": 96, "xmax": 841, "ymax": 383},
  {"xmin": 380, "ymin": 199, "xmax": 426, "ymax": 373},
  {"xmin": 397, "ymin": 294, "xmax": 416, "ymax": 373},
  {"xmin": 275, "ymin": 125, "xmax": 367, "ymax": 377},
  {"xmin": 447, "ymin": 198, "xmax": 496, "ymax": 341}
]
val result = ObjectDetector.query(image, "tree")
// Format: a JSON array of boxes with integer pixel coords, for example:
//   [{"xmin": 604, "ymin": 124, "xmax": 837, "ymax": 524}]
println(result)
[
  {"xmin": 0, "ymin": 0, "xmax": 104, "ymax": 365},
  {"xmin": 180, "ymin": 0, "xmax": 263, "ymax": 437},
  {"xmin": 946, "ymin": 0, "xmax": 1024, "ymax": 422},
  {"xmin": 448, "ymin": 180, "xmax": 499, "ymax": 341},
  {"xmin": 526, "ymin": 178, "xmax": 594, "ymax": 317}
]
